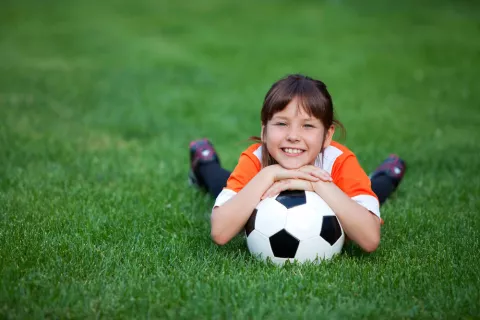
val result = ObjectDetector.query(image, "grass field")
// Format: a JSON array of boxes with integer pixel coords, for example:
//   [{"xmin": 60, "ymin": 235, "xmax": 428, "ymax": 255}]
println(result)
[{"xmin": 1, "ymin": 0, "xmax": 479, "ymax": 318}]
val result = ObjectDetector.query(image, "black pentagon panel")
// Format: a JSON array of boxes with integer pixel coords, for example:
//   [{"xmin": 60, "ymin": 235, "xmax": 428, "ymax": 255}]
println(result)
[
  {"xmin": 245, "ymin": 209, "xmax": 257, "ymax": 236},
  {"xmin": 275, "ymin": 190, "xmax": 306, "ymax": 209},
  {"xmin": 320, "ymin": 216, "xmax": 343, "ymax": 245},
  {"xmin": 269, "ymin": 229, "xmax": 300, "ymax": 258}
]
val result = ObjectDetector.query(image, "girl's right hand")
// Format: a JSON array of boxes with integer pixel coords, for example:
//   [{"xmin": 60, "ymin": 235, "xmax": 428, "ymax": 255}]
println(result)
[
  {"xmin": 265, "ymin": 164, "xmax": 320, "ymax": 183},
  {"xmin": 262, "ymin": 178, "xmax": 314, "ymax": 199}
]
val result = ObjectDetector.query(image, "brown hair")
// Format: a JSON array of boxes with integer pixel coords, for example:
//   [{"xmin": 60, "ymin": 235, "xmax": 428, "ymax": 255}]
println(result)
[{"xmin": 251, "ymin": 74, "xmax": 345, "ymax": 168}]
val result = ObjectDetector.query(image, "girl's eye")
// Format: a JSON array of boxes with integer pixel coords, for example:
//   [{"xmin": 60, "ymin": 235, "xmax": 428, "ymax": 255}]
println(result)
[
  {"xmin": 275, "ymin": 122, "xmax": 287, "ymax": 126},
  {"xmin": 304, "ymin": 124, "xmax": 315, "ymax": 128}
]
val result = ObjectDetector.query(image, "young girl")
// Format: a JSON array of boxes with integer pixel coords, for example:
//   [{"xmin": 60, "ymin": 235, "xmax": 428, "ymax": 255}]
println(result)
[{"xmin": 188, "ymin": 74, "xmax": 406, "ymax": 252}]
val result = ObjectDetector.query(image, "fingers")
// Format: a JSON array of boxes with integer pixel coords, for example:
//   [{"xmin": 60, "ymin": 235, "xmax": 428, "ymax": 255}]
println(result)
[
  {"xmin": 262, "ymin": 179, "xmax": 295, "ymax": 200},
  {"xmin": 293, "ymin": 170, "xmax": 323, "ymax": 182},
  {"xmin": 311, "ymin": 170, "xmax": 332, "ymax": 182},
  {"xmin": 272, "ymin": 165, "xmax": 332, "ymax": 182},
  {"xmin": 262, "ymin": 180, "xmax": 289, "ymax": 199},
  {"xmin": 298, "ymin": 166, "xmax": 332, "ymax": 182},
  {"xmin": 276, "ymin": 172, "xmax": 317, "ymax": 182},
  {"xmin": 262, "ymin": 179, "xmax": 314, "ymax": 199}
]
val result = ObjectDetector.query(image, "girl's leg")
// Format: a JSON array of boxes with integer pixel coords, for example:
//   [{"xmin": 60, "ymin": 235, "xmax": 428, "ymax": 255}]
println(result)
[
  {"xmin": 370, "ymin": 175, "xmax": 396, "ymax": 205},
  {"xmin": 188, "ymin": 139, "xmax": 230, "ymax": 198},
  {"xmin": 196, "ymin": 162, "xmax": 231, "ymax": 198},
  {"xmin": 369, "ymin": 155, "xmax": 406, "ymax": 205}
]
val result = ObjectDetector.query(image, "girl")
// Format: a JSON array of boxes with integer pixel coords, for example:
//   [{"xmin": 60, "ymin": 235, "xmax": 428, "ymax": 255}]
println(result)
[{"xmin": 188, "ymin": 74, "xmax": 406, "ymax": 252}]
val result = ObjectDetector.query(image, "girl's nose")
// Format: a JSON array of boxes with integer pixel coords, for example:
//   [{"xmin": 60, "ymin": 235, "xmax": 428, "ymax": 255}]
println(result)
[{"xmin": 286, "ymin": 128, "xmax": 300, "ymax": 142}]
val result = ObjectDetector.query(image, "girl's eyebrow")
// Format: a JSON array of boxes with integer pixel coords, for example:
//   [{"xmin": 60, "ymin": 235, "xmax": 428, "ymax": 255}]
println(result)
[
  {"xmin": 271, "ymin": 115, "xmax": 289, "ymax": 120},
  {"xmin": 272, "ymin": 115, "xmax": 318, "ymax": 121}
]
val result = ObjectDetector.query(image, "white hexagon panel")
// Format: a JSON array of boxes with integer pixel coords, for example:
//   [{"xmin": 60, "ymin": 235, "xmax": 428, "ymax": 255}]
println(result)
[
  {"xmin": 246, "ymin": 230, "xmax": 274, "ymax": 261},
  {"xmin": 284, "ymin": 204, "xmax": 323, "ymax": 241},
  {"xmin": 295, "ymin": 236, "xmax": 333, "ymax": 263},
  {"xmin": 305, "ymin": 191, "xmax": 335, "ymax": 216},
  {"xmin": 246, "ymin": 197, "xmax": 288, "ymax": 237}
]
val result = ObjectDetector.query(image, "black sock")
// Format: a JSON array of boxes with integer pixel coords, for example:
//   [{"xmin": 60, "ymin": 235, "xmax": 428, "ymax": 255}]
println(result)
[
  {"xmin": 370, "ymin": 174, "xmax": 396, "ymax": 206},
  {"xmin": 197, "ymin": 162, "xmax": 231, "ymax": 199}
]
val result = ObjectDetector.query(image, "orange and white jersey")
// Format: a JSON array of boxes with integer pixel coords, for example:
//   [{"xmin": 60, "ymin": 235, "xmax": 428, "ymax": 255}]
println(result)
[{"xmin": 214, "ymin": 141, "xmax": 380, "ymax": 218}]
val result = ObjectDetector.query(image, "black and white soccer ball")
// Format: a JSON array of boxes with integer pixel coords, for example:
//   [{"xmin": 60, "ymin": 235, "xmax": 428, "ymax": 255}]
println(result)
[{"xmin": 245, "ymin": 190, "xmax": 344, "ymax": 265}]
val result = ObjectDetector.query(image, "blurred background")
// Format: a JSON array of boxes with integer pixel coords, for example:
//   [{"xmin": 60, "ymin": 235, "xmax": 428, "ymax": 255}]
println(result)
[
  {"xmin": 2, "ymin": 0, "xmax": 478, "ymax": 172},
  {"xmin": 1, "ymin": 0, "xmax": 479, "ymax": 317}
]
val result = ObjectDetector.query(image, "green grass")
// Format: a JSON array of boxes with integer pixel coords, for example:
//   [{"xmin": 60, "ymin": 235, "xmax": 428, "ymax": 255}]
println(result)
[{"xmin": 1, "ymin": 0, "xmax": 479, "ymax": 318}]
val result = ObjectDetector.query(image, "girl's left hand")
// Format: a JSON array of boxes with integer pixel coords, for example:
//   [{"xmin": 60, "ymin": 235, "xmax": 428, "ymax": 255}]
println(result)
[
  {"xmin": 261, "ymin": 179, "xmax": 314, "ymax": 200},
  {"xmin": 298, "ymin": 165, "xmax": 333, "ymax": 182}
]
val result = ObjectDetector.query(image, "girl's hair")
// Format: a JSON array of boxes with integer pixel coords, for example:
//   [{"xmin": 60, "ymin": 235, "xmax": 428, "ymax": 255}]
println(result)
[{"xmin": 251, "ymin": 74, "xmax": 345, "ymax": 168}]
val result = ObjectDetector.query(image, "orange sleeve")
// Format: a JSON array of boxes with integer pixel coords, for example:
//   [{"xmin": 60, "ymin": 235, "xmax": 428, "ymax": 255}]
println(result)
[
  {"xmin": 331, "ymin": 152, "xmax": 381, "ymax": 220},
  {"xmin": 225, "ymin": 144, "xmax": 262, "ymax": 193},
  {"xmin": 332, "ymin": 153, "xmax": 377, "ymax": 199}
]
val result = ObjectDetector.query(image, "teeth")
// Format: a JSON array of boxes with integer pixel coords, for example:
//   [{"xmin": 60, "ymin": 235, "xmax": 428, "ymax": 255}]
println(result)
[{"xmin": 284, "ymin": 148, "xmax": 303, "ymax": 154}]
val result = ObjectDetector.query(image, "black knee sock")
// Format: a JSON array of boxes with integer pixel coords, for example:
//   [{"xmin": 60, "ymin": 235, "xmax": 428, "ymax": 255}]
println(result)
[
  {"xmin": 370, "ymin": 174, "xmax": 396, "ymax": 206},
  {"xmin": 197, "ymin": 162, "xmax": 231, "ymax": 199}
]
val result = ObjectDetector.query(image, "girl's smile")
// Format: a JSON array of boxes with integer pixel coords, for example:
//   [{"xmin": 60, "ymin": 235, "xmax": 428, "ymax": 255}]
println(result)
[{"xmin": 281, "ymin": 147, "xmax": 305, "ymax": 156}]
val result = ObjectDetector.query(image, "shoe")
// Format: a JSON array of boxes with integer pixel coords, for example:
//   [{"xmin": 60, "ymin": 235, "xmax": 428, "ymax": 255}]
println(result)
[
  {"xmin": 369, "ymin": 154, "xmax": 406, "ymax": 189},
  {"xmin": 188, "ymin": 139, "xmax": 220, "ymax": 190}
]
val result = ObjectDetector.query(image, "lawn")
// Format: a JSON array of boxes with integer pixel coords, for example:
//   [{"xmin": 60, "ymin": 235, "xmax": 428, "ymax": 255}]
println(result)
[{"xmin": 1, "ymin": 0, "xmax": 479, "ymax": 318}]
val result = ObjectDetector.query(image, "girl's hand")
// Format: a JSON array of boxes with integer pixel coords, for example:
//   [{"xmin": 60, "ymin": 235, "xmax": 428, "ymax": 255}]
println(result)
[
  {"xmin": 262, "ymin": 178, "xmax": 314, "ymax": 199},
  {"xmin": 298, "ymin": 165, "xmax": 333, "ymax": 182},
  {"xmin": 266, "ymin": 164, "xmax": 320, "ymax": 183}
]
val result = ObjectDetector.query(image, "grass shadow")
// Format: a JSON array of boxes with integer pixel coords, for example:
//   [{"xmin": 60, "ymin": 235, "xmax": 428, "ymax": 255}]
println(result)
[{"xmin": 341, "ymin": 241, "xmax": 372, "ymax": 259}]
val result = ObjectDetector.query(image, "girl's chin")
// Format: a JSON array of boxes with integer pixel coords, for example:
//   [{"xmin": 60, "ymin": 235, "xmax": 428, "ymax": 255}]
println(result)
[{"xmin": 277, "ymin": 159, "xmax": 314, "ymax": 169}]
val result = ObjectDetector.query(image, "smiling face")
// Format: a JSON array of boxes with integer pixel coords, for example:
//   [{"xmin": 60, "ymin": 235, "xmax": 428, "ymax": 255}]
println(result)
[{"xmin": 263, "ymin": 97, "xmax": 335, "ymax": 169}]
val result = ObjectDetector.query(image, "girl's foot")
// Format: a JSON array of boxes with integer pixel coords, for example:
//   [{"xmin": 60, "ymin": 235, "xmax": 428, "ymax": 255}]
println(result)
[
  {"xmin": 369, "ymin": 154, "xmax": 406, "ymax": 189},
  {"xmin": 188, "ymin": 139, "xmax": 220, "ymax": 190}
]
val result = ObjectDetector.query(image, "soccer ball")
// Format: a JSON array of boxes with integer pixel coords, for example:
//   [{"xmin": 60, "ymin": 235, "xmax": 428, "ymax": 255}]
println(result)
[{"xmin": 245, "ymin": 190, "xmax": 344, "ymax": 265}]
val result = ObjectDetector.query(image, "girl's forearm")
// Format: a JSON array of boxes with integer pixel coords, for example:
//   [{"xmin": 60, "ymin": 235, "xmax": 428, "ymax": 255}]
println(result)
[
  {"xmin": 210, "ymin": 169, "xmax": 274, "ymax": 245},
  {"xmin": 313, "ymin": 181, "xmax": 381, "ymax": 252}
]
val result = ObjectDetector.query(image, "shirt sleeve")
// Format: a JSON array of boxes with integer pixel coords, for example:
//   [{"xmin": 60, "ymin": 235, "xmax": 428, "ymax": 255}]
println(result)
[
  {"xmin": 331, "ymin": 153, "xmax": 380, "ymax": 218},
  {"xmin": 213, "ymin": 145, "xmax": 261, "ymax": 208}
]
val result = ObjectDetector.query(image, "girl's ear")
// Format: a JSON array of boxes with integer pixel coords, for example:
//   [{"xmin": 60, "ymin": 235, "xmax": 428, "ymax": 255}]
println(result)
[{"xmin": 323, "ymin": 125, "xmax": 335, "ymax": 149}]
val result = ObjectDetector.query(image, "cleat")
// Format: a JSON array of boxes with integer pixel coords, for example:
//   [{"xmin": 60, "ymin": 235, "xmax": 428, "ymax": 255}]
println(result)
[
  {"xmin": 369, "ymin": 154, "xmax": 406, "ymax": 189},
  {"xmin": 188, "ymin": 139, "xmax": 220, "ymax": 190}
]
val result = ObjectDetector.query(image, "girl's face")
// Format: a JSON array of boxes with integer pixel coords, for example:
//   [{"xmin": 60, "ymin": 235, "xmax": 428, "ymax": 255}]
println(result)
[{"xmin": 262, "ymin": 97, "xmax": 335, "ymax": 169}]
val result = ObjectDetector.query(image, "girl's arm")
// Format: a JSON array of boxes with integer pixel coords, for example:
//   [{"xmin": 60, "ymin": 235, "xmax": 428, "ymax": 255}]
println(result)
[
  {"xmin": 211, "ymin": 168, "xmax": 273, "ymax": 245},
  {"xmin": 312, "ymin": 181, "xmax": 381, "ymax": 252},
  {"xmin": 210, "ymin": 165, "xmax": 321, "ymax": 245}
]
